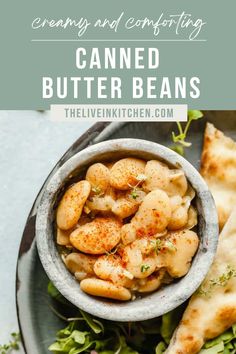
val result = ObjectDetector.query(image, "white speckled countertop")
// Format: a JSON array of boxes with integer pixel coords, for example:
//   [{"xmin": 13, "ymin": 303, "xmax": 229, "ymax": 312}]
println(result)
[{"xmin": 0, "ymin": 110, "xmax": 92, "ymax": 351}]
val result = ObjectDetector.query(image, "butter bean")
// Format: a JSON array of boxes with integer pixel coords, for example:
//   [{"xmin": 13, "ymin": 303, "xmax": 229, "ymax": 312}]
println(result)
[
  {"xmin": 131, "ymin": 189, "xmax": 171, "ymax": 236},
  {"xmin": 156, "ymin": 230, "xmax": 199, "ymax": 278},
  {"xmin": 56, "ymin": 180, "xmax": 91, "ymax": 230},
  {"xmin": 112, "ymin": 190, "xmax": 145, "ymax": 219},
  {"xmin": 143, "ymin": 160, "xmax": 170, "ymax": 192},
  {"xmin": 86, "ymin": 195, "xmax": 115, "ymax": 213},
  {"xmin": 65, "ymin": 252, "xmax": 97, "ymax": 278},
  {"xmin": 168, "ymin": 195, "xmax": 195, "ymax": 231},
  {"xmin": 80, "ymin": 278, "xmax": 131, "ymax": 301},
  {"xmin": 121, "ymin": 224, "xmax": 137, "ymax": 245},
  {"xmin": 110, "ymin": 158, "xmax": 146, "ymax": 190},
  {"xmin": 168, "ymin": 206, "xmax": 189, "ymax": 230},
  {"xmin": 70, "ymin": 217, "xmax": 121, "ymax": 254},
  {"xmin": 85, "ymin": 163, "xmax": 110, "ymax": 193},
  {"xmin": 138, "ymin": 270, "xmax": 165, "ymax": 292},
  {"xmin": 94, "ymin": 255, "xmax": 134, "ymax": 287},
  {"xmin": 56, "ymin": 227, "xmax": 71, "ymax": 246},
  {"xmin": 166, "ymin": 170, "xmax": 188, "ymax": 197},
  {"xmin": 122, "ymin": 238, "xmax": 157, "ymax": 279},
  {"xmin": 186, "ymin": 206, "xmax": 198, "ymax": 229}
]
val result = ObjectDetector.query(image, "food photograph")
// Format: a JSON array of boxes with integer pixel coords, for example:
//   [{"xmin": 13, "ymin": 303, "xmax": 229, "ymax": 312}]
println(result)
[
  {"xmin": 1, "ymin": 110, "xmax": 236, "ymax": 354},
  {"xmin": 2, "ymin": 0, "xmax": 236, "ymax": 352}
]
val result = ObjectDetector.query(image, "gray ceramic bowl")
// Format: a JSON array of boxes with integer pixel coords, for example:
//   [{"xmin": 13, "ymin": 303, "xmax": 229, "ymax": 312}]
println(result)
[{"xmin": 36, "ymin": 138, "xmax": 218, "ymax": 322}]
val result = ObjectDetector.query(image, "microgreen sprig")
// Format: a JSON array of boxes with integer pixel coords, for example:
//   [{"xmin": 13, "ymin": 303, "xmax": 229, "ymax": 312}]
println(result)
[
  {"xmin": 129, "ymin": 174, "xmax": 146, "ymax": 200},
  {"xmin": 0, "ymin": 332, "xmax": 21, "ymax": 354},
  {"xmin": 171, "ymin": 110, "xmax": 203, "ymax": 156},
  {"xmin": 47, "ymin": 278, "xmax": 236, "ymax": 354}
]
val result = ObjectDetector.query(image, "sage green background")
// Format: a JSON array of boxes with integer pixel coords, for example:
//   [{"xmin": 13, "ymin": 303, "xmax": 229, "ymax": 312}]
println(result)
[{"xmin": 0, "ymin": 0, "xmax": 235, "ymax": 109}]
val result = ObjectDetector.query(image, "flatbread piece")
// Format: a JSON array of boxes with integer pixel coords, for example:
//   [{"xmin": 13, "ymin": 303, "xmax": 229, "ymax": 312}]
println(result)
[
  {"xmin": 165, "ymin": 206, "xmax": 236, "ymax": 353},
  {"xmin": 200, "ymin": 123, "xmax": 236, "ymax": 229}
]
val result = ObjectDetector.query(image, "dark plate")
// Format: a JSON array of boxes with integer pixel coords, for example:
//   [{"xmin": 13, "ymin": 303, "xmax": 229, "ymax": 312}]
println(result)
[{"xmin": 16, "ymin": 112, "xmax": 236, "ymax": 354}]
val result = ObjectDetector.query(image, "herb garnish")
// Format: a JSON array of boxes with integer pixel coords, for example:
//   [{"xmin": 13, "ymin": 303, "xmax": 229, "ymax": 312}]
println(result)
[
  {"xmin": 130, "ymin": 189, "xmax": 139, "ymax": 200},
  {"xmin": 151, "ymin": 239, "xmax": 177, "ymax": 255},
  {"xmin": 164, "ymin": 241, "xmax": 177, "ymax": 253},
  {"xmin": 198, "ymin": 265, "xmax": 236, "ymax": 297},
  {"xmin": 170, "ymin": 110, "xmax": 203, "ymax": 156},
  {"xmin": 141, "ymin": 264, "xmax": 151, "ymax": 273},
  {"xmin": 105, "ymin": 246, "xmax": 118, "ymax": 257},
  {"xmin": 91, "ymin": 186, "xmax": 101, "ymax": 194},
  {"xmin": 47, "ymin": 282, "xmax": 141, "ymax": 353},
  {"xmin": 153, "ymin": 239, "xmax": 163, "ymax": 255},
  {"xmin": 129, "ymin": 174, "xmax": 146, "ymax": 200},
  {"xmin": 0, "ymin": 332, "xmax": 21, "ymax": 354},
  {"xmin": 47, "ymin": 281, "xmax": 236, "ymax": 354},
  {"xmin": 91, "ymin": 186, "xmax": 104, "ymax": 197}
]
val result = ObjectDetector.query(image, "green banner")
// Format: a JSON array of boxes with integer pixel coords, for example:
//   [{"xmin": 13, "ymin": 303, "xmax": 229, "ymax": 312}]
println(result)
[{"xmin": 0, "ymin": 0, "xmax": 235, "ymax": 109}]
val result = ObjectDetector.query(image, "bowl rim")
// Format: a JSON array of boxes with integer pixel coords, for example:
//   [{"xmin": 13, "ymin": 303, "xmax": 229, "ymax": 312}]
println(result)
[{"xmin": 36, "ymin": 138, "xmax": 219, "ymax": 322}]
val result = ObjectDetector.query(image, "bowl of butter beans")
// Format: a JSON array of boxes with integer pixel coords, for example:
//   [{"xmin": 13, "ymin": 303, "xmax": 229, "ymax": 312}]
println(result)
[{"xmin": 36, "ymin": 138, "xmax": 218, "ymax": 321}]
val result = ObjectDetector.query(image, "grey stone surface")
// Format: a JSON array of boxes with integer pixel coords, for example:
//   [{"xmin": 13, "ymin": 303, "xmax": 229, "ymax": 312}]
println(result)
[{"xmin": 0, "ymin": 110, "xmax": 92, "ymax": 347}]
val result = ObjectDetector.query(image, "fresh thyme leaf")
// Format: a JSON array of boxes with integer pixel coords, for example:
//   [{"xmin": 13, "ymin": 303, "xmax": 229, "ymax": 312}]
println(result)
[
  {"xmin": 170, "ymin": 110, "xmax": 203, "ymax": 156},
  {"xmin": 164, "ymin": 241, "xmax": 177, "ymax": 253},
  {"xmin": 129, "ymin": 175, "xmax": 146, "ymax": 200},
  {"xmin": 130, "ymin": 190, "xmax": 138, "ymax": 199},
  {"xmin": 154, "ymin": 239, "xmax": 163, "ymax": 255},
  {"xmin": 141, "ymin": 264, "xmax": 150, "ymax": 273},
  {"xmin": 210, "ymin": 265, "xmax": 236, "ymax": 287},
  {"xmin": 152, "ymin": 239, "xmax": 176, "ymax": 255},
  {"xmin": 198, "ymin": 265, "xmax": 236, "ymax": 297},
  {"xmin": 0, "ymin": 332, "xmax": 21, "ymax": 353},
  {"xmin": 197, "ymin": 287, "xmax": 209, "ymax": 297},
  {"xmin": 92, "ymin": 186, "xmax": 102, "ymax": 195}
]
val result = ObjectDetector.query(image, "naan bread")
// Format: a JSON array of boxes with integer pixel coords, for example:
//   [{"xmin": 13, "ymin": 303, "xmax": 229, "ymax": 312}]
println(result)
[
  {"xmin": 200, "ymin": 123, "xmax": 236, "ymax": 230},
  {"xmin": 165, "ymin": 206, "xmax": 236, "ymax": 354}
]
